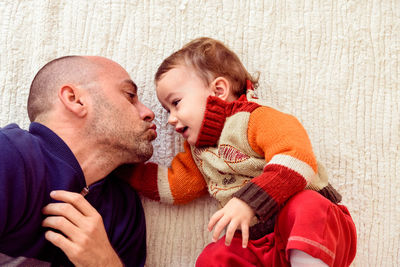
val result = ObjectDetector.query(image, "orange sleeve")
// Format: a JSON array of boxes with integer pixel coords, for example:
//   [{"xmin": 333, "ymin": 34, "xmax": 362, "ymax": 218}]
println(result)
[
  {"xmin": 166, "ymin": 141, "xmax": 208, "ymax": 204},
  {"xmin": 247, "ymin": 106, "xmax": 317, "ymax": 172},
  {"xmin": 122, "ymin": 141, "xmax": 207, "ymax": 205}
]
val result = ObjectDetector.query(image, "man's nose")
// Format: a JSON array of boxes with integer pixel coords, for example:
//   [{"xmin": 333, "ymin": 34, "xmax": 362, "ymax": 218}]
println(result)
[{"xmin": 139, "ymin": 102, "xmax": 155, "ymax": 122}]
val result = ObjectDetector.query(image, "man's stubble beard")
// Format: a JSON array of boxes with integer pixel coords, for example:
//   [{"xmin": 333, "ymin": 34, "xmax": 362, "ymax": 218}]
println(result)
[{"xmin": 89, "ymin": 97, "xmax": 154, "ymax": 164}]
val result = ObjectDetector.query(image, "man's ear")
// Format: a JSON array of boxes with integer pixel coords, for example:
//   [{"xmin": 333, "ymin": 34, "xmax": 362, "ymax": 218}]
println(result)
[
  {"xmin": 211, "ymin": 77, "xmax": 231, "ymax": 101},
  {"xmin": 58, "ymin": 85, "xmax": 88, "ymax": 117}
]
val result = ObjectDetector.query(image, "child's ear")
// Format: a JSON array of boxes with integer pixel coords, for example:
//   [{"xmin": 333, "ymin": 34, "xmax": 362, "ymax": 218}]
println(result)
[
  {"xmin": 58, "ymin": 84, "xmax": 88, "ymax": 117},
  {"xmin": 211, "ymin": 77, "xmax": 231, "ymax": 101}
]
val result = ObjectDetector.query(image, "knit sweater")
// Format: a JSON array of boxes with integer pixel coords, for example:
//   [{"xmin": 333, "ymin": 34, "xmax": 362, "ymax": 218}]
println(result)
[{"xmin": 126, "ymin": 90, "xmax": 341, "ymax": 238}]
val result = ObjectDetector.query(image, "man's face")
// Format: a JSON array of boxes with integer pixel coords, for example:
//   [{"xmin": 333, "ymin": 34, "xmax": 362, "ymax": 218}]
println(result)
[{"xmin": 87, "ymin": 58, "xmax": 156, "ymax": 163}]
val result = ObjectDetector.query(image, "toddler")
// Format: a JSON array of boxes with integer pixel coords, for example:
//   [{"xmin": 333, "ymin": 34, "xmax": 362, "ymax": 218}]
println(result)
[{"xmin": 122, "ymin": 37, "xmax": 357, "ymax": 267}]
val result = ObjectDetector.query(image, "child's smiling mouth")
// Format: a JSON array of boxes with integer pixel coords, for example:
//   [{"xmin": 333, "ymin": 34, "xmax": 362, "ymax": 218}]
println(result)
[{"xmin": 176, "ymin": 126, "xmax": 189, "ymax": 137}]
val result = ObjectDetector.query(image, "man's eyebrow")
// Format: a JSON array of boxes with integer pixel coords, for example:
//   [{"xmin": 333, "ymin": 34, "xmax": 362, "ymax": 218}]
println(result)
[{"xmin": 123, "ymin": 79, "xmax": 138, "ymax": 93}]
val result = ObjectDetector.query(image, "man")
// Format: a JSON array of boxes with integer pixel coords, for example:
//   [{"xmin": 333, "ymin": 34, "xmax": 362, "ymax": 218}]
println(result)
[{"xmin": 0, "ymin": 56, "xmax": 157, "ymax": 266}]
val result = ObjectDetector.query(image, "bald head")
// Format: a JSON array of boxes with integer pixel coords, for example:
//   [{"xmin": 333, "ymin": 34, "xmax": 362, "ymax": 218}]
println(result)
[{"xmin": 27, "ymin": 56, "xmax": 101, "ymax": 122}]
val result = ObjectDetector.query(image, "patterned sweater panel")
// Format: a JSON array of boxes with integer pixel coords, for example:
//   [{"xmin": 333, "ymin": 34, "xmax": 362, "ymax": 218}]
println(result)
[{"xmin": 190, "ymin": 111, "xmax": 265, "ymax": 207}]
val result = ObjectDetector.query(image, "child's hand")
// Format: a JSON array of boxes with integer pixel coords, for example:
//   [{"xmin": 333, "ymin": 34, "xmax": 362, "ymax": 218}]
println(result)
[{"xmin": 208, "ymin": 197, "xmax": 255, "ymax": 248}]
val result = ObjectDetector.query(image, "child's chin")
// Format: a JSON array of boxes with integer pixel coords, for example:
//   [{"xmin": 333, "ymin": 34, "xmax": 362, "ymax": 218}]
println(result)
[{"xmin": 187, "ymin": 138, "xmax": 196, "ymax": 146}]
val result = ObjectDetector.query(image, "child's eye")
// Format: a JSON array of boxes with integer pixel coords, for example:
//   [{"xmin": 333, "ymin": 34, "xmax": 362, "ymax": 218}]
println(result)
[{"xmin": 172, "ymin": 99, "xmax": 180, "ymax": 106}]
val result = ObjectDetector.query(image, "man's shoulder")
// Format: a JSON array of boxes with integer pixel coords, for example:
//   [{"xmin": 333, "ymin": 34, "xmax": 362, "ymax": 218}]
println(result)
[
  {"xmin": 0, "ymin": 123, "xmax": 50, "ymax": 197},
  {"xmin": 1, "ymin": 123, "xmax": 22, "ymax": 130},
  {"xmin": 1, "ymin": 123, "xmax": 29, "ymax": 135},
  {"xmin": 0, "ymin": 124, "xmax": 32, "ymax": 159},
  {"xmin": 0, "ymin": 123, "xmax": 35, "ymax": 150},
  {"xmin": 1, "ymin": 123, "xmax": 25, "ymax": 137}
]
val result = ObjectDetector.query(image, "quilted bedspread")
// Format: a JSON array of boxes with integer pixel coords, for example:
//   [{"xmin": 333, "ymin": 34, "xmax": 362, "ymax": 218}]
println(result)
[{"xmin": 0, "ymin": 1, "xmax": 399, "ymax": 266}]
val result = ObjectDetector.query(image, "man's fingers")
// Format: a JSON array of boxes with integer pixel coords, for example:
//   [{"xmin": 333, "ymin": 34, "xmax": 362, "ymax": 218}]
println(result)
[
  {"xmin": 42, "ymin": 216, "xmax": 80, "ymax": 242},
  {"xmin": 42, "ymin": 202, "xmax": 86, "ymax": 227},
  {"xmin": 208, "ymin": 210, "xmax": 224, "ymax": 232},
  {"xmin": 241, "ymin": 223, "xmax": 249, "ymax": 248},
  {"xmin": 45, "ymin": 230, "xmax": 76, "ymax": 253},
  {"xmin": 49, "ymin": 190, "xmax": 97, "ymax": 217}
]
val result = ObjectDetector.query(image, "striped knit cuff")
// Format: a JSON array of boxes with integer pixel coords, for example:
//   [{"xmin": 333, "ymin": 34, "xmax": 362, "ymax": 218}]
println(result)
[
  {"xmin": 318, "ymin": 183, "xmax": 342, "ymax": 203},
  {"xmin": 233, "ymin": 182, "xmax": 278, "ymax": 220}
]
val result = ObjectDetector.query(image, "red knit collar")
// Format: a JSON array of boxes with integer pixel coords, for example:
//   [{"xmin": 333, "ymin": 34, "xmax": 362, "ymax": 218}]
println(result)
[{"xmin": 194, "ymin": 94, "xmax": 260, "ymax": 147}]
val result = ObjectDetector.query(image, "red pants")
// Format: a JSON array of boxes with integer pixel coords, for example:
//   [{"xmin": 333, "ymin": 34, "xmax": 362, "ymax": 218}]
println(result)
[{"xmin": 196, "ymin": 190, "xmax": 357, "ymax": 267}]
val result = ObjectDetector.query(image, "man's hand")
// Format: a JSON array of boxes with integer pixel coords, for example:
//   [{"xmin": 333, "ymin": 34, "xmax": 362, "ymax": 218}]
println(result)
[
  {"xmin": 208, "ymin": 197, "xmax": 255, "ymax": 248},
  {"xmin": 42, "ymin": 190, "xmax": 123, "ymax": 267}
]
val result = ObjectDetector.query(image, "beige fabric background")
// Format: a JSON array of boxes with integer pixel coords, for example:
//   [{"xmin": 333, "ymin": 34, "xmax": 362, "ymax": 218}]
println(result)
[{"xmin": 0, "ymin": 1, "xmax": 399, "ymax": 266}]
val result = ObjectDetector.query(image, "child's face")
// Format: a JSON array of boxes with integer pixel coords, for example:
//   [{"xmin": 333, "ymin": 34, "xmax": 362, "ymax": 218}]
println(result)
[{"xmin": 156, "ymin": 65, "xmax": 214, "ymax": 145}]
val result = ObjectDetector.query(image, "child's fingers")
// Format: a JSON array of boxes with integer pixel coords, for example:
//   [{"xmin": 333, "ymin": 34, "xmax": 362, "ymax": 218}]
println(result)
[
  {"xmin": 241, "ymin": 223, "xmax": 249, "ymax": 248},
  {"xmin": 212, "ymin": 216, "xmax": 230, "ymax": 242},
  {"xmin": 208, "ymin": 210, "xmax": 224, "ymax": 232},
  {"xmin": 225, "ymin": 220, "xmax": 239, "ymax": 246}
]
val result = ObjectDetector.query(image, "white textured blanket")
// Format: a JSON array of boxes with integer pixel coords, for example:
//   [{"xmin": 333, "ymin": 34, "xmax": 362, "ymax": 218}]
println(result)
[{"xmin": 0, "ymin": 1, "xmax": 399, "ymax": 266}]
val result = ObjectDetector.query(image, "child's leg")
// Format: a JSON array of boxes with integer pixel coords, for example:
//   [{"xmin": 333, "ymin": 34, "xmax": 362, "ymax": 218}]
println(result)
[
  {"xmin": 196, "ymin": 231, "xmax": 284, "ymax": 267},
  {"xmin": 275, "ymin": 190, "xmax": 357, "ymax": 267},
  {"xmin": 196, "ymin": 190, "xmax": 357, "ymax": 267},
  {"xmin": 289, "ymin": 249, "xmax": 328, "ymax": 267}
]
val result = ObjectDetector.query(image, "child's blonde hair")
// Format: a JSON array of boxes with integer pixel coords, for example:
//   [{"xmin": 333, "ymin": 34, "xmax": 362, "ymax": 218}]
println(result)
[{"xmin": 155, "ymin": 37, "xmax": 258, "ymax": 97}]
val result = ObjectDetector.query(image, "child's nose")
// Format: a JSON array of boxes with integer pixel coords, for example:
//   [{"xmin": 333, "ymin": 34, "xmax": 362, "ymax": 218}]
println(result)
[{"xmin": 168, "ymin": 113, "xmax": 177, "ymax": 125}]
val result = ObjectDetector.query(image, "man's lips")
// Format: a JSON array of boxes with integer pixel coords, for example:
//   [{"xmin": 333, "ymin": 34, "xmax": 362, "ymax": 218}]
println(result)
[{"xmin": 148, "ymin": 124, "xmax": 157, "ymax": 139}]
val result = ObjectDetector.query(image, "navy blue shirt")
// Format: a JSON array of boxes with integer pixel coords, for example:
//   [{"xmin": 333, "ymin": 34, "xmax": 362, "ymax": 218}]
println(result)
[{"xmin": 0, "ymin": 123, "xmax": 146, "ymax": 266}]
